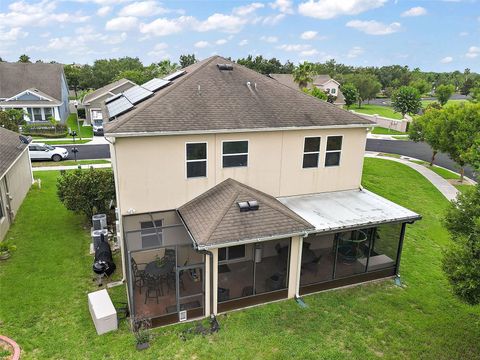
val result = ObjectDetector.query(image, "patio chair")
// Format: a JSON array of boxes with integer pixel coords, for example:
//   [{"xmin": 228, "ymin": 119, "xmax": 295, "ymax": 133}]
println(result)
[
  {"xmin": 131, "ymin": 258, "xmax": 146, "ymax": 294},
  {"xmin": 144, "ymin": 274, "xmax": 164, "ymax": 304}
]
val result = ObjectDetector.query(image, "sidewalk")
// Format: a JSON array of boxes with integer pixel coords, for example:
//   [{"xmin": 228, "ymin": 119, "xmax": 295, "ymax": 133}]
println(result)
[
  {"xmin": 367, "ymin": 133, "xmax": 409, "ymax": 140},
  {"xmin": 32, "ymin": 163, "xmax": 112, "ymax": 171},
  {"xmin": 365, "ymin": 152, "xmax": 459, "ymax": 201}
]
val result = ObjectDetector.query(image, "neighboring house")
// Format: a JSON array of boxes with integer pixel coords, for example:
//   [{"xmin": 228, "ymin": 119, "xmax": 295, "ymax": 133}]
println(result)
[
  {"xmin": 104, "ymin": 56, "xmax": 420, "ymax": 327},
  {"xmin": 0, "ymin": 128, "xmax": 33, "ymax": 241},
  {"xmin": 269, "ymin": 73, "xmax": 346, "ymax": 107},
  {"xmin": 82, "ymin": 79, "xmax": 136, "ymax": 125},
  {"xmin": 0, "ymin": 62, "xmax": 70, "ymax": 122}
]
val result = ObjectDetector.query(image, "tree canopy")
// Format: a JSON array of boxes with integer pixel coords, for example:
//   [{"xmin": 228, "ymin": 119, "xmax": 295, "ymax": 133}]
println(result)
[
  {"xmin": 435, "ymin": 84, "xmax": 456, "ymax": 106},
  {"xmin": 0, "ymin": 109, "xmax": 26, "ymax": 132},
  {"xmin": 391, "ymin": 86, "xmax": 422, "ymax": 117},
  {"xmin": 340, "ymin": 83, "xmax": 358, "ymax": 109}
]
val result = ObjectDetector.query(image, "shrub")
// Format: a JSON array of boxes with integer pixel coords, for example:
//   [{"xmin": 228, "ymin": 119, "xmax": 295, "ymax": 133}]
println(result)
[{"xmin": 21, "ymin": 123, "xmax": 68, "ymax": 137}]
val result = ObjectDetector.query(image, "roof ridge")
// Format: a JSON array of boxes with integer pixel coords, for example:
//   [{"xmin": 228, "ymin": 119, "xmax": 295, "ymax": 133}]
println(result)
[{"xmin": 106, "ymin": 56, "xmax": 221, "ymax": 133}]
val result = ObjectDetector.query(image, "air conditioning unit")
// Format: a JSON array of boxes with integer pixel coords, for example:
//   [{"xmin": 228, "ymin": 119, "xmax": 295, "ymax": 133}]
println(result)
[
  {"xmin": 92, "ymin": 214, "xmax": 107, "ymax": 230},
  {"xmin": 92, "ymin": 229, "xmax": 109, "ymax": 248}
]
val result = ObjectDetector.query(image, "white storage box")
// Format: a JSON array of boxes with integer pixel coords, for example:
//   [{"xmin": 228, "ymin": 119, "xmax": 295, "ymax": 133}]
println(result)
[{"xmin": 88, "ymin": 289, "xmax": 118, "ymax": 335}]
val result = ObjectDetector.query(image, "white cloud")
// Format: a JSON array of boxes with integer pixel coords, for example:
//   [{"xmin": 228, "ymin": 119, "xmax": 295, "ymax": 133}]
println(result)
[
  {"xmin": 440, "ymin": 56, "xmax": 453, "ymax": 63},
  {"xmin": 139, "ymin": 16, "xmax": 193, "ymax": 36},
  {"xmin": 346, "ymin": 20, "xmax": 401, "ymax": 35},
  {"xmin": 97, "ymin": 6, "xmax": 111, "ymax": 16},
  {"xmin": 238, "ymin": 39, "xmax": 248, "ymax": 46},
  {"xmin": 269, "ymin": 0, "xmax": 294, "ymax": 14},
  {"xmin": 260, "ymin": 35, "xmax": 278, "ymax": 43},
  {"xmin": 300, "ymin": 49, "xmax": 318, "ymax": 56},
  {"xmin": 0, "ymin": 26, "xmax": 28, "ymax": 41},
  {"xmin": 105, "ymin": 16, "xmax": 138, "ymax": 31},
  {"xmin": 194, "ymin": 40, "xmax": 210, "ymax": 48},
  {"xmin": 0, "ymin": 0, "xmax": 89, "ymax": 27},
  {"xmin": 347, "ymin": 46, "xmax": 364, "ymax": 58},
  {"xmin": 262, "ymin": 13, "xmax": 285, "ymax": 25},
  {"xmin": 233, "ymin": 2, "xmax": 264, "ymax": 16},
  {"xmin": 465, "ymin": 46, "xmax": 480, "ymax": 58},
  {"xmin": 401, "ymin": 6, "xmax": 427, "ymax": 17},
  {"xmin": 147, "ymin": 42, "xmax": 169, "ymax": 57},
  {"xmin": 277, "ymin": 43, "xmax": 311, "ymax": 51},
  {"xmin": 119, "ymin": 1, "xmax": 169, "ymax": 17},
  {"xmin": 216, "ymin": 39, "xmax": 228, "ymax": 45},
  {"xmin": 300, "ymin": 30, "xmax": 317, "ymax": 40},
  {"xmin": 459, "ymin": 31, "xmax": 468, "ymax": 36},
  {"xmin": 196, "ymin": 13, "xmax": 247, "ymax": 33},
  {"xmin": 298, "ymin": 0, "xmax": 386, "ymax": 20}
]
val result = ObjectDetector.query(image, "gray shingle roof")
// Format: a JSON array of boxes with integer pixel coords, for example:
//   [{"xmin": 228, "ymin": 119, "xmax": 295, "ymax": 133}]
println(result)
[
  {"xmin": 82, "ymin": 78, "xmax": 135, "ymax": 104},
  {"xmin": 104, "ymin": 56, "xmax": 372, "ymax": 135},
  {"xmin": 0, "ymin": 62, "xmax": 65, "ymax": 101},
  {"xmin": 178, "ymin": 178, "xmax": 314, "ymax": 248},
  {"xmin": 0, "ymin": 127, "xmax": 28, "ymax": 179}
]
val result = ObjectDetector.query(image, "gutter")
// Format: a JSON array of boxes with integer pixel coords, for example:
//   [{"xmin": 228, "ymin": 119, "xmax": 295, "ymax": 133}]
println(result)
[{"xmin": 105, "ymin": 123, "xmax": 373, "ymax": 138}]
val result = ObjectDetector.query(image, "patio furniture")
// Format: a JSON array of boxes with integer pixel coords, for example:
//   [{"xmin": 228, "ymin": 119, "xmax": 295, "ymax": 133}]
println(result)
[
  {"xmin": 218, "ymin": 287, "xmax": 230, "ymax": 302},
  {"xmin": 302, "ymin": 255, "xmax": 322, "ymax": 275},
  {"xmin": 144, "ymin": 274, "xmax": 163, "ymax": 304},
  {"xmin": 131, "ymin": 258, "xmax": 146, "ymax": 294},
  {"xmin": 266, "ymin": 273, "xmax": 284, "ymax": 291},
  {"xmin": 242, "ymin": 286, "xmax": 253, "ymax": 296},
  {"xmin": 338, "ymin": 230, "xmax": 368, "ymax": 264},
  {"xmin": 144, "ymin": 259, "xmax": 175, "ymax": 278}
]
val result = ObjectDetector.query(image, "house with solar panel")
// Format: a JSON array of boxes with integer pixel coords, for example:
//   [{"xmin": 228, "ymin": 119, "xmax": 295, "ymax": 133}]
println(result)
[{"xmin": 103, "ymin": 56, "xmax": 421, "ymax": 327}]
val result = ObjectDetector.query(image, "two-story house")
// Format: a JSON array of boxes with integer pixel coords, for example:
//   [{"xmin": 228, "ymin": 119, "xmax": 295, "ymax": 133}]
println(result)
[
  {"xmin": 269, "ymin": 73, "xmax": 345, "ymax": 107},
  {"xmin": 0, "ymin": 62, "xmax": 70, "ymax": 122},
  {"xmin": 104, "ymin": 56, "xmax": 420, "ymax": 327}
]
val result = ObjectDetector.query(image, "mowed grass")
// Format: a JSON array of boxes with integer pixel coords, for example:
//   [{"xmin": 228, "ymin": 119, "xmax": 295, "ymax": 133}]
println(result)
[
  {"xmin": 1, "ymin": 161, "xmax": 480, "ymax": 359},
  {"xmin": 371, "ymin": 127, "xmax": 406, "ymax": 135},
  {"xmin": 409, "ymin": 160, "xmax": 461, "ymax": 180},
  {"xmin": 31, "ymin": 159, "xmax": 110, "ymax": 167},
  {"xmin": 421, "ymin": 99, "xmax": 467, "ymax": 108},
  {"xmin": 34, "ymin": 139, "xmax": 92, "ymax": 145},
  {"xmin": 349, "ymin": 104, "xmax": 404, "ymax": 120},
  {"xmin": 66, "ymin": 113, "xmax": 93, "ymax": 139}
]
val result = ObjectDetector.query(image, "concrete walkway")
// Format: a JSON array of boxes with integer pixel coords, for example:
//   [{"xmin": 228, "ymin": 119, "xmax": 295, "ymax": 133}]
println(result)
[
  {"xmin": 32, "ymin": 163, "xmax": 111, "ymax": 171},
  {"xmin": 365, "ymin": 152, "xmax": 460, "ymax": 201}
]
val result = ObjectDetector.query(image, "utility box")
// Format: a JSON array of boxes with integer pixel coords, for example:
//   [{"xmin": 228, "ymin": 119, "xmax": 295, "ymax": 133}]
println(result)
[{"xmin": 88, "ymin": 289, "xmax": 117, "ymax": 335}]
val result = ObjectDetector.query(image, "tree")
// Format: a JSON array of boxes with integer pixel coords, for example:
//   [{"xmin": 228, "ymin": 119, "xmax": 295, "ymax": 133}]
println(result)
[
  {"xmin": 0, "ymin": 109, "xmax": 26, "ymax": 132},
  {"xmin": 442, "ymin": 184, "xmax": 480, "ymax": 305},
  {"xmin": 293, "ymin": 62, "xmax": 314, "ymax": 89},
  {"xmin": 303, "ymin": 87, "xmax": 327, "ymax": 101},
  {"xmin": 391, "ymin": 86, "xmax": 421, "ymax": 117},
  {"xmin": 435, "ymin": 84, "xmax": 455, "ymax": 106},
  {"xmin": 341, "ymin": 83, "xmax": 358, "ymax": 109},
  {"xmin": 409, "ymin": 105, "xmax": 444, "ymax": 165},
  {"xmin": 349, "ymin": 73, "xmax": 381, "ymax": 107},
  {"xmin": 115, "ymin": 69, "xmax": 151, "ymax": 85},
  {"xmin": 179, "ymin": 54, "xmax": 197, "ymax": 68},
  {"xmin": 64, "ymin": 64, "xmax": 81, "ymax": 98},
  {"xmin": 18, "ymin": 54, "xmax": 31, "ymax": 63},
  {"xmin": 461, "ymin": 77, "xmax": 475, "ymax": 95},
  {"xmin": 469, "ymin": 84, "xmax": 480, "ymax": 103},
  {"xmin": 57, "ymin": 169, "xmax": 115, "ymax": 219},
  {"xmin": 410, "ymin": 79, "xmax": 431, "ymax": 95}
]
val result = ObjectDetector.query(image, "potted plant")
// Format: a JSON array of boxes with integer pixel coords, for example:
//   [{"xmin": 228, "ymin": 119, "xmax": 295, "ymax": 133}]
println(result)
[
  {"xmin": 0, "ymin": 241, "xmax": 16, "ymax": 260},
  {"xmin": 132, "ymin": 317, "xmax": 151, "ymax": 351}
]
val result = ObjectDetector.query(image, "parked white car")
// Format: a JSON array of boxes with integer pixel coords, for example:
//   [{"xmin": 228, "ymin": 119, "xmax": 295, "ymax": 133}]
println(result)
[{"xmin": 29, "ymin": 143, "xmax": 69, "ymax": 162}]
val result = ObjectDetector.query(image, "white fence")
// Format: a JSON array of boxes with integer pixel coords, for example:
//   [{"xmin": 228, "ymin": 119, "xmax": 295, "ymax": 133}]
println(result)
[{"xmin": 350, "ymin": 111, "xmax": 409, "ymax": 133}]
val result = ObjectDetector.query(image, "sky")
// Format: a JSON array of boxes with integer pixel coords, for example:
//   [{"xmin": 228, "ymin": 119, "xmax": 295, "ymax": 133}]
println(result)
[{"xmin": 0, "ymin": 0, "xmax": 479, "ymax": 71}]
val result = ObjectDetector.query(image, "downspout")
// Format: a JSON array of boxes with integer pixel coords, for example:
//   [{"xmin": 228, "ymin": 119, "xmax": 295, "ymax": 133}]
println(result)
[
  {"xmin": 198, "ymin": 250, "xmax": 214, "ymax": 318},
  {"xmin": 295, "ymin": 231, "xmax": 309, "ymax": 299}
]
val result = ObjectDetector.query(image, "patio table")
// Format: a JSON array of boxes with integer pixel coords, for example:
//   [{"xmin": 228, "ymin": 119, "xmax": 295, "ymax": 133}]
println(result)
[{"xmin": 144, "ymin": 260, "xmax": 174, "ymax": 278}]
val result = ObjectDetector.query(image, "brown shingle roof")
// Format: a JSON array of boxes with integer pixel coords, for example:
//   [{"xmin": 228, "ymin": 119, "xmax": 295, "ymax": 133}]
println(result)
[
  {"xmin": 104, "ymin": 56, "xmax": 372, "ymax": 135},
  {"xmin": 0, "ymin": 127, "xmax": 28, "ymax": 179},
  {"xmin": 82, "ymin": 78, "xmax": 135, "ymax": 104},
  {"xmin": 0, "ymin": 62, "xmax": 65, "ymax": 101},
  {"xmin": 178, "ymin": 178, "xmax": 314, "ymax": 248}
]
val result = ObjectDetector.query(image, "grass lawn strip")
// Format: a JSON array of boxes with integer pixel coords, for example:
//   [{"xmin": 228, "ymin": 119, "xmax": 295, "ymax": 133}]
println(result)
[
  {"xmin": 66, "ymin": 113, "xmax": 93, "ymax": 139},
  {"xmin": 0, "ymin": 161, "xmax": 479, "ymax": 359},
  {"xmin": 371, "ymin": 127, "xmax": 406, "ymax": 135},
  {"xmin": 31, "ymin": 159, "xmax": 111, "ymax": 168},
  {"xmin": 348, "ymin": 104, "xmax": 403, "ymax": 120}
]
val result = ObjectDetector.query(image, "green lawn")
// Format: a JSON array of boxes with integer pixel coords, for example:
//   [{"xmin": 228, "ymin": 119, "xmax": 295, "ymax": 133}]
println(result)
[
  {"xmin": 348, "ymin": 104, "xmax": 404, "ymax": 120},
  {"xmin": 1, "ymin": 161, "xmax": 480, "ymax": 359},
  {"xmin": 33, "ymin": 139, "xmax": 92, "ymax": 145},
  {"xmin": 66, "ymin": 113, "xmax": 93, "ymax": 139},
  {"xmin": 409, "ymin": 160, "xmax": 461, "ymax": 180},
  {"xmin": 371, "ymin": 127, "xmax": 406, "ymax": 135},
  {"xmin": 421, "ymin": 99, "xmax": 467, "ymax": 108},
  {"xmin": 31, "ymin": 159, "xmax": 111, "ymax": 167},
  {"xmin": 455, "ymin": 184, "xmax": 475, "ymax": 194}
]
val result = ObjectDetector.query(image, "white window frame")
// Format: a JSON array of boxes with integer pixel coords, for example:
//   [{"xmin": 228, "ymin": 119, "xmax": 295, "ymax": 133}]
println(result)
[
  {"xmin": 331, "ymin": 88, "xmax": 336, "ymax": 94},
  {"xmin": 90, "ymin": 108, "xmax": 103, "ymax": 121},
  {"xmin": 221, "ymin": 139, "xmax": 249, "ymax": 168},
  {"xmin": 185, "ymin": 141, "xmax": 208, "ymax": 179},
  {"xmin": 42, "ymin": 107, "xmax": 54, "ymax": 121},
  {"xmin": 140, "ymin": 219, "xmax": 163, "ymax": 248},
  {"xmin": 302, "ymin": 136, "xmax": 321, "ymax": 169},
  {"xmin": 324, "ymin": 135, "xmax": 343, "ymax": 167}
]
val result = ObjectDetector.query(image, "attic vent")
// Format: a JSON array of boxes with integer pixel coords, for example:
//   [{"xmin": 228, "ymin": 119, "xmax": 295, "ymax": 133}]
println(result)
[
  {"xmin": 237, "ymin": 200, "xmax": 259, "ymax": 212},
  {"xmin": 217, "ymin": 64, "xmax": 233, "ymax": 71}
]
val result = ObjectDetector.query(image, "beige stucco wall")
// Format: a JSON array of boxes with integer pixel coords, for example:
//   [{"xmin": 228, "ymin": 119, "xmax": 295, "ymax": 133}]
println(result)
[
  {"xmin": 112, "ymin": 127, "xmax": 368, "ymax": 215},
  {"xmin": 0, "ymin": 149, "xmax": 33, "ymax": 241}
]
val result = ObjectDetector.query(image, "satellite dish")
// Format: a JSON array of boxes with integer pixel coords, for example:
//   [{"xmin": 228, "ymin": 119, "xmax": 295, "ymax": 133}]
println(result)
[{"xmin": 19, "ymin": 135, "xmax": 31, "ymax": 144}]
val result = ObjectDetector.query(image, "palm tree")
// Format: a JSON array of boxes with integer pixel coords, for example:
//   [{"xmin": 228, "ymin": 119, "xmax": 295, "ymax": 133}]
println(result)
[
  {"xmin": 18, "ymin": 54, "xmax": 31, "ymax": 63},
  {"xmin": 293, "ymin": 62, "xmax": 314, "ymax": 89}
]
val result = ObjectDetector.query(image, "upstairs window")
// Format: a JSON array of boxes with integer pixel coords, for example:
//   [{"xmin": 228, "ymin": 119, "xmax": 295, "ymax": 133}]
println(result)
[
  {"xmin": 140, "ymin": 220, "xmax": 163, "ymax": 248},
  {"xmin": 302, "ymin": 137, "xmax": 321, "ymax": 168},
  {"xmin": 222, "ymin": 140, "xmax": 248, "ymax": 168},
  {"xmin": 325, "ymin": 136, "xmax": 343, "ymax": 167},
  {"xmin": 186, "ymin": 142, "xmax": 207, "ymax": 178},
  {"xmin": 331, "ymin": 88, "xmax": 336, "ymax": 94}
]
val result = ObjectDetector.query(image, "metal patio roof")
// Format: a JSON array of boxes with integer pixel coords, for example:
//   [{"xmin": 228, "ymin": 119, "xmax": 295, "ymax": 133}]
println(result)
[{"xmin": 278, "ymin": 188, "xmax": 421, "ymax": 234}]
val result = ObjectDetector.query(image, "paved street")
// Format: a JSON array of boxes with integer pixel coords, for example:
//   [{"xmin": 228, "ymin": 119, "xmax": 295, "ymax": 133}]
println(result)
[{"xmin": 62, "ymin": 140, "xmax": 477, "ymax": 181}]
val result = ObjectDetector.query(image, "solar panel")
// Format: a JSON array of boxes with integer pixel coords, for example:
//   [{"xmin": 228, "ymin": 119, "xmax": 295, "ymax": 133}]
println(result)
[
  {"xmin": 163, "ymin": 70, "xmax": 186, "ymax": 81},
  {"xmin": 106, "ymin": 96, "xmax": 134, "ymax": 118},
  {"xmin": 123, "ymin": 85, "xmax": 153, "ymax": 105},
  {"xmin": 142, "ymin": 78, "xmax": 171, "ymax": 92},
  {"xmin": 105, "ymin": 93, "xmax": 123, "ymax": 104}
]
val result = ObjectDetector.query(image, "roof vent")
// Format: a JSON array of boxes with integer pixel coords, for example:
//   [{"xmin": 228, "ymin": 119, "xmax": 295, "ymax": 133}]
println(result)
[
  {"xmin": 237, "ymin": 200, "xmax": 259, "ymax": 212},
  {"xmin": 217, "ymin": 64, "xmax": 233, "ymax": 71}
]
